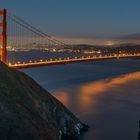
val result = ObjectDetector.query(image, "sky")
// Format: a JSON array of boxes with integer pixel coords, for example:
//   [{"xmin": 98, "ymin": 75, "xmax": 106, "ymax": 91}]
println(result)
[{"xmin": 1, "ymin": 0, "xmax": 140, "ymax": 39}]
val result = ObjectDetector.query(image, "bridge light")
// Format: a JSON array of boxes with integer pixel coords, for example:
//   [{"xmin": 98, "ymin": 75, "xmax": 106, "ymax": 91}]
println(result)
[{"xmin": 8, "ymin": 62, "xmax": 12, "ymax": 66}]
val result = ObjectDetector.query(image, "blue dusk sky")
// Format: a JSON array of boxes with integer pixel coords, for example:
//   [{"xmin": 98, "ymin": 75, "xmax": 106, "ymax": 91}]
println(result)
[{"xmin": 1, "ymin": 0, "xmax": 140, "ymax": 38}]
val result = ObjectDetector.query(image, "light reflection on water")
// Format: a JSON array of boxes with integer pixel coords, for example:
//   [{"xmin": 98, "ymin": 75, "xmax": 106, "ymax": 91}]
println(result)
[
  {"xmin": 53, "ymin": 72, "xmax": 140, "ymax": 140},
  {"xmin": 22, "ymin": 59, "xmax": 140, "ymax": 140},
  {"xmin": 79, "ymin": 72, "xmax": 140, "ymax": 95}
]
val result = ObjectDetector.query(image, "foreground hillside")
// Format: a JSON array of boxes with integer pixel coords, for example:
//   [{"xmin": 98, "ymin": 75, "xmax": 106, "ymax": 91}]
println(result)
[{"xmin": 0, "ymin": 62, "xmax": 87, "ymax": 140}]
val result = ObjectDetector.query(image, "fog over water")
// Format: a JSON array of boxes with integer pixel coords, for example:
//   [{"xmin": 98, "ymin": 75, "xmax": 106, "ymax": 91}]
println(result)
[{"xmin": 22, "ymin": 59, "xmax": 140, "ymax": 140}]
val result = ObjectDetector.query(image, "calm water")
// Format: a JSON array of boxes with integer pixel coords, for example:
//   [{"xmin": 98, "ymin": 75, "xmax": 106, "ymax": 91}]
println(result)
[{"xmin": 22, "ymin": 59, "xmax": 140, "ymax": 140}]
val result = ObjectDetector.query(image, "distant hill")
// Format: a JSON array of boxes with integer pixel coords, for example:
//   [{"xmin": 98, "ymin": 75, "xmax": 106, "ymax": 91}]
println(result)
[
  {"xmin": 119, "ymin": 33, "xmax": 140, "ymax": 39},
  {"xmin": 0, "ymin": 62, "xmax": 87, "ymax": 140},
  {"xmin": 72, "ymin": 44, "xmax": 106, "ymax": 50}
]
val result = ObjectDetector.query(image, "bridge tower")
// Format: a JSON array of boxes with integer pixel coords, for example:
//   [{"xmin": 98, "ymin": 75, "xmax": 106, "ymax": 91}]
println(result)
[{"xmin": 0, "ymin": 9, "xmax": 7, "ymax": 64}]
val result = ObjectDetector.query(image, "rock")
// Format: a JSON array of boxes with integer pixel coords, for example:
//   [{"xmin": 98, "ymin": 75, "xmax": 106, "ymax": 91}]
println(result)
[{"xmin": 0, "ymin": 62, "xmax": 87, "ymax": 140}]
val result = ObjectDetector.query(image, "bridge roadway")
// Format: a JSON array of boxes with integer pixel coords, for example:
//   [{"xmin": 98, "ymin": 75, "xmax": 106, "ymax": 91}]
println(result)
[{"xmin": 8, "ymin": 53, "xmax": 140, "ymax": 69}]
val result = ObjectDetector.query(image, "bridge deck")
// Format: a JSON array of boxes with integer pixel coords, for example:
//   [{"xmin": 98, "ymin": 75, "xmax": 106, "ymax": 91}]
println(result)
[{"xmin": 8, "ymin": 54, "xmax": 140, "ymax": 69}]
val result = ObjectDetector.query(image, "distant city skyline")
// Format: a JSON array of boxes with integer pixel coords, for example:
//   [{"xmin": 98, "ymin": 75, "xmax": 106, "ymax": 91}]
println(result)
[{"xmin": 1, "ymin": 0, "xmax": 140, "ymax": 39}]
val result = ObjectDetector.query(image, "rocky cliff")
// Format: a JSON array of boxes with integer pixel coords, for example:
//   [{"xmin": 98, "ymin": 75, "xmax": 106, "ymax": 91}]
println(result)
[{"xmin": 0, "ymin": 62, "xmax": 87, "ymax": 140}]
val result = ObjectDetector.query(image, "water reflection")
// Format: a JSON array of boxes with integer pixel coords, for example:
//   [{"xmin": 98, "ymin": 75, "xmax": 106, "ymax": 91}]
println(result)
[
  {"xmin": 54, "ymin": 71, "xmax": 140, "ymax": 110},
  {"xmin": 79, "ymin": 71, "xmax": 140, "ymax": 95},
  {"xmin": 54, "ymin": 90, "xmax": 70, "ymax": 106},
  {"xmin": 53, "ymin": 72, "xmax": 140, "ymax": 140}
]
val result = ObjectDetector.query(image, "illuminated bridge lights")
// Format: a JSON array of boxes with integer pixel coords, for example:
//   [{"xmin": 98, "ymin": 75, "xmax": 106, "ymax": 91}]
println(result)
[{"xmin": 7, "ymin": 53, "xmax": 140, "ymax": 69}]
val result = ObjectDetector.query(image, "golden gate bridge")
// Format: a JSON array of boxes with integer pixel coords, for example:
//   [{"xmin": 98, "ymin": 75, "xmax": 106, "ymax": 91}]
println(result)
[{"xmin": 0, "ymin": 9, "xmax": 140, "ymax": 69}]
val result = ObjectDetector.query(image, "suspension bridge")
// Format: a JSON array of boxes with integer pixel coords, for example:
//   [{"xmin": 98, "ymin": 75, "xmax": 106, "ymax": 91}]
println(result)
[{"xmin": 0, "ymin": 9, "xmax": 140, "ymax": 69}]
